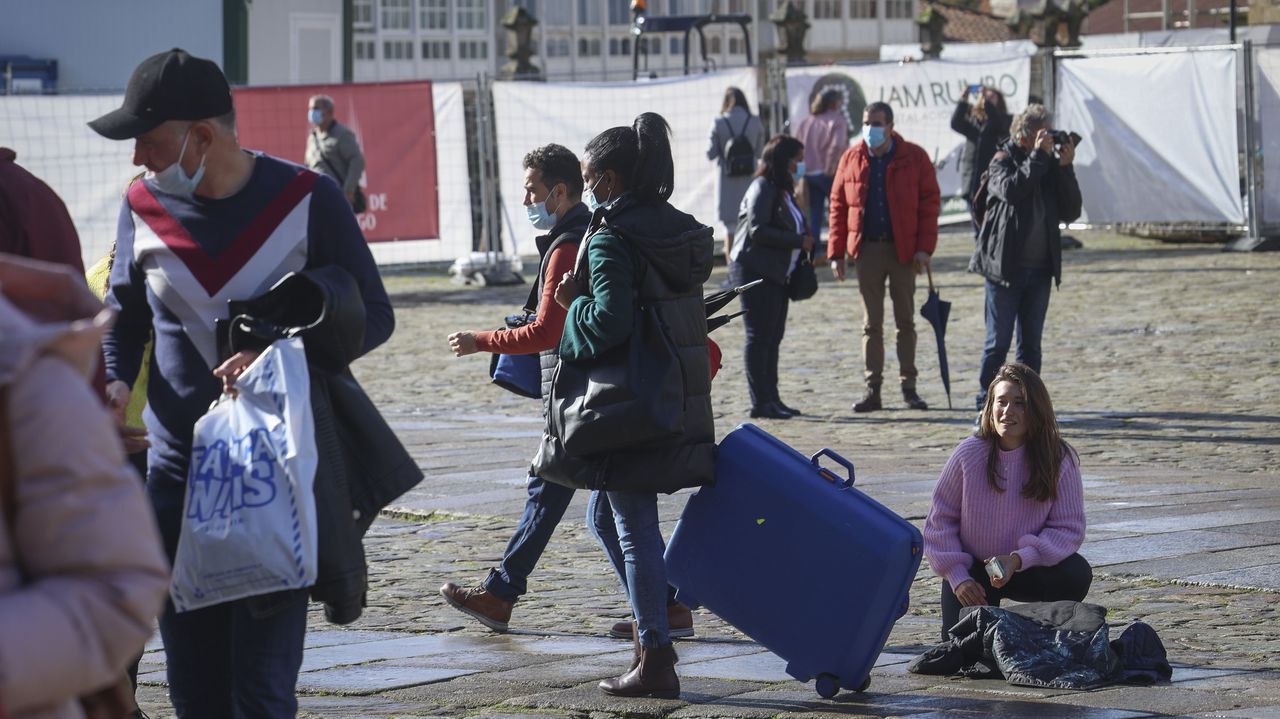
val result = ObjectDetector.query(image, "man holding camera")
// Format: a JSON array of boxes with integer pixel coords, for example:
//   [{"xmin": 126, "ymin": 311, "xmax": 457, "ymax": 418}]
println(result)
[{"xmin": 969, "ymin": 104, "xmax": 1082, "ymax": 411}]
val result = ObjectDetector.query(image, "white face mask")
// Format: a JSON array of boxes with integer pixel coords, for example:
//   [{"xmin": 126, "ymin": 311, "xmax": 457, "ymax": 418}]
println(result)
[{"xmin": 149, "ymin": 126, "xmax": 207, "ymax": 198}]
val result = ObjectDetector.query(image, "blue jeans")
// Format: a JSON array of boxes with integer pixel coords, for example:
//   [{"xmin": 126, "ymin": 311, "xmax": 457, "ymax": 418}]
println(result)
[
  {"xmin": 587, "ymin": 490, "xmax": 672, "ymax": 647},
  {"xmin": 149, "ymin": 478, "xmax": 307, "ymax": 718},
  {"xmin": 803, "ymin": 172, "xmax": 833, "ymax": 238},
  {"xmin": 977, "ymin": 266, "xmax": 1054, "ymax": 408},
  {"xmin": 484, "ymin": 476, "xmax": 576, "ymax": 601}
]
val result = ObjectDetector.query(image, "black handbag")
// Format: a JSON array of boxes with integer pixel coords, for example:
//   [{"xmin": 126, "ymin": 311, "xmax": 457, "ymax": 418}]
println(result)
[
  {"xmin": 548, "ymin": 301, "xmax": 685, "ymax": 457},
  {"xmin": 544, "ymin": 229, "xmax": 686, "ymax": 458},
  {"xmin": 787, "ymin": 250, "xmax": 819, "ymax": 301}
]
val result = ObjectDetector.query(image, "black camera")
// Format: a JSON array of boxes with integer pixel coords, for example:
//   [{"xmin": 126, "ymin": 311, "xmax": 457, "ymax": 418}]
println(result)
[{"xmin": 1052, "ymin": 130, "xmax": 1083, "ymax": 148}]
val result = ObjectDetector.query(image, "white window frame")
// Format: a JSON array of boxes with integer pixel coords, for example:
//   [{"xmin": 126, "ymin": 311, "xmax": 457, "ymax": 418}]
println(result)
[{"xmin": 289, "ymin": 12, "xmax": 342, "ymax": 84}]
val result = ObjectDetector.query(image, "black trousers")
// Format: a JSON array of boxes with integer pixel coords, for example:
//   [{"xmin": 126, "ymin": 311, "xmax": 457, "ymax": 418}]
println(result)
[
  {"xmin": 939, "ymin": 553, "xmax": 1093, "ymax": 641},
  {"xmin": 731, "ymin": 263, "xmax": 790, "ymax": 408}
]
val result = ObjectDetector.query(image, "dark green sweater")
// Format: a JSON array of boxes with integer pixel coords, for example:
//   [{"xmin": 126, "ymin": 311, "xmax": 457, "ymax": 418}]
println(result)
[{"xmin": 559, "ymin": 229, "xmax": 637, "ymax": 361}]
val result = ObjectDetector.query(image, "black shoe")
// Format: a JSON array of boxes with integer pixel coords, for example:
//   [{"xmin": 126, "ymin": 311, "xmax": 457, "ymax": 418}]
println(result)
[
  {"xmin": 775, "ymin": 401, "xmax": 802, "ymax": 416},
  {"xmin": 749, "ymin": 403, "xmax": 792, "ymax": 420},
  {"xmin": 853, "ymin": 387, "xmax": 881, "ymax": 413},
  {"xmin": 903, "ymin": 388, "xmax": 928, "ymax": 410}
]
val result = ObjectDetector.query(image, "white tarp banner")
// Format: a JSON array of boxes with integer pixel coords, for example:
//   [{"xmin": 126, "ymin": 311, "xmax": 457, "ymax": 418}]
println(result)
[
  {"xmin": 785, "ymin": 58, "xmax": 1031, "ymax": 222},
  {"xmin": 1055, "ymin": 49, "xmax": 1244, "ymax": 224},
  {"xmin": 492, "ymin": 68, "xmax": 757, "ymax": 257},
  {"xmin": 1254, "ymin": 47, "xmax": 1280, "ymax": 226},
  {"xmin": 0, "ymin": 95, "xmax": 138, "ymax": 267},
  {"xmin": 880, "ymin": 40, "xmax": 1038, "ymax": 62}
]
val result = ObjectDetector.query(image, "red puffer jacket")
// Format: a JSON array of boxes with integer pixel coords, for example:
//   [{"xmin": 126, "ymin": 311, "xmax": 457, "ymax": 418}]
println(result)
[{"xmin": 827, "ymin": 133, "xmax": 942, "ymax": 267}]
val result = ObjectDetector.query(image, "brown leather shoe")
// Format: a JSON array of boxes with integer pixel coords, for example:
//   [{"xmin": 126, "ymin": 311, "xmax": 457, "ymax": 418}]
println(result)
[
  {"xmin": 599, "ymin": 642, "xmax": 680, "ymax": 699},
  {"xmin": 853, "ymin": 386, "xmax": 882, "ymax": 413},
  {"xmin": 439, "ymin": 581, "xmax": 513, "ymax": 632},
  {"xmin": 609, "ymin": 603, "xmax": 695, "ymax": 639}
]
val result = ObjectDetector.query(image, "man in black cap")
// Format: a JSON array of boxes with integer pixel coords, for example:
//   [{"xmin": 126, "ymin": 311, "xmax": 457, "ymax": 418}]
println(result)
[{"xmin": 90, "ymin": 48, "xmax": 394, "ymax": 718}]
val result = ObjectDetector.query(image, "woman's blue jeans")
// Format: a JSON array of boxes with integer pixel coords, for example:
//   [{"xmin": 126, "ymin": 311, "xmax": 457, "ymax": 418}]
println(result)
[
  {"xmin": 803, "ymin": 172, "xmax": 833, "ymax": 238},
  {"xmin": 587, "ymin": 490, "xmax": 671, "ymax": 648}
]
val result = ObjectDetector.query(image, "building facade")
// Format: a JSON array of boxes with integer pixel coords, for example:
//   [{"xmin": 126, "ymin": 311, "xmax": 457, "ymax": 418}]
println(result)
[{"xmin": 352, "ymin": 0, "xmax": 920, "ymax": 83}]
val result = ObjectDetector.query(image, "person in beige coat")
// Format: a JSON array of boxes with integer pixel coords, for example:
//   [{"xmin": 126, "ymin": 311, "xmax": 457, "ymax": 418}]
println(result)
[{"xmin": 0, "ymin": 254, "xmax": 169, "ymax": 719}]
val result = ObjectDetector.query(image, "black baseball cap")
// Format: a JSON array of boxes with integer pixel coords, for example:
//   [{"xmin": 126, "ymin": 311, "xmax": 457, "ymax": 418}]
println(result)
[{"xmin": 88, "ymin": 48, "xmax": 233, "ymax": 140}]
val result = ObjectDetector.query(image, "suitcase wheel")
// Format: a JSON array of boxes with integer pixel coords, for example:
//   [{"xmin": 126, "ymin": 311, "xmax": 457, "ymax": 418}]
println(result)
[
  {"xmin": 815, "ymin": 673, "xmax": 840, "ymax": 699},
  {"xmin": 856, "ymin": 675, "xmax": 871, "ymax": 692}
]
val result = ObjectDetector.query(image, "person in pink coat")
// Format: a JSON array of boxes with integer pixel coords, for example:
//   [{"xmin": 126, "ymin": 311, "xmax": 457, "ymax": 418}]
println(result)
[
  {"xmin": 0, "ymin": 254, "xmax": 169, "ymax": 719},
  {"xmin": 923, "ymin": 362, "xmax": 1091, "ymax": 641}
]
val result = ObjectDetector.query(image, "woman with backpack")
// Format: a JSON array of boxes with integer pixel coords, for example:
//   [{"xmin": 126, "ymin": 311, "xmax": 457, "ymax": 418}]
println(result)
[
  {"xmin": 730, "ymin": 134, "xmax": 816, "ymax": 419},
  {"xmin": 706, "ymin": 87, "xmax": 766, "ymax": 264},
  {"xmin": 542, "ymin": 112, "xmax": 715, "ymax": 699}
]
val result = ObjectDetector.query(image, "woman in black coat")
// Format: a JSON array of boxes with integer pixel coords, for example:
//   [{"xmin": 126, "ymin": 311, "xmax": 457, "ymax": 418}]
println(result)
[
  {"xmin": 730, "ymin": 134, "xmax": 815, "ymax": 420},
  {"xmin": 951, "ymin": 86, "xmax": 1011, "ymax": 229}
]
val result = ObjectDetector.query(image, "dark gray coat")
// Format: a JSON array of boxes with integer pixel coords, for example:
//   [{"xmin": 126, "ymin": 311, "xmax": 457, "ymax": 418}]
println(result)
[{"xmin": 969, "ymin": 140, "xmax": 1083, "ymax": 287}]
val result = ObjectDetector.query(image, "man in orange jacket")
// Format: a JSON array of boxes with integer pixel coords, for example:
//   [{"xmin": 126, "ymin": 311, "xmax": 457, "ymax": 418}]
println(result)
[{"xmin": 828, "ymin": 102, "xmax": 941, "ymax": 413}]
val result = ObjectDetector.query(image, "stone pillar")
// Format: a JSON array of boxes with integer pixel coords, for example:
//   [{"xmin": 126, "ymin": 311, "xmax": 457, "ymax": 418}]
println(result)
[
  {"xmin": 500, "ymin": 6, "xmax": 541, "ymax": 80},
  {"xmin": 917, "ymin": 4, "xmax": 949, "ymax": 59},
  {"xmin": 769, "ymin": 1, "xmax": 810, "ymax": 65}
]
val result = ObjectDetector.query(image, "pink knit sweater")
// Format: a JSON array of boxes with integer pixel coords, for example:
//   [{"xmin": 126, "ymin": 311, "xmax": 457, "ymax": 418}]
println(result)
[{"xmin": 923, "ymin": 435, "xmax": 1086, "ymax": 592}]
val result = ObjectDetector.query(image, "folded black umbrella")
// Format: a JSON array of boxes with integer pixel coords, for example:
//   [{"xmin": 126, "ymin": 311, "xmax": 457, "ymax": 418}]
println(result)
[
  {"xmin": 704, "ymin": 278, "xmax": 763, "ymax": 317},
  {"xmin": 920, "ymin": 267, "xmax": 953, "ymax": 409},
  {"xmin": 704, "ymin": 278, "xmax": 761, "ymax": 334}
]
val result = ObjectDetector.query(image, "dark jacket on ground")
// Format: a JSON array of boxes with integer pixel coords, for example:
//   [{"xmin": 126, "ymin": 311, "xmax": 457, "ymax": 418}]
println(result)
[
  {"xmin": 969, "ymin": 140, "xmax": 1083, "ymax": 287},
  {"xmin": 910, "ymin": 601, "xmax": 1119, "ymax": 689},
  {"xmin": 950, "ymin": 104, "xmax": 1012, "ymax": 200},
  {"xmin": 734, "ymin": 176, "xmax": 808, "ymax": 286},
  {"xmin": 542, "ymin": 195, "xmax": 715, "ymax": 493}
]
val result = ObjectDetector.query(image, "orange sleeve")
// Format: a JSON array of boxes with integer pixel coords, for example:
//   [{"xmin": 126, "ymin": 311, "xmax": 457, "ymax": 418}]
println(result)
[{"xmin": 475, "ymin": 242, "xmax": 578, "ymax": 355}]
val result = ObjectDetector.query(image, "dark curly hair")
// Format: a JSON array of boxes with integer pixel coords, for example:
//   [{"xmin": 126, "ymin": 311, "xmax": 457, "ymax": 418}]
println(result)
[{"xmin": 522, "ymin": 143, "xmax": 583, "ymax": 197}]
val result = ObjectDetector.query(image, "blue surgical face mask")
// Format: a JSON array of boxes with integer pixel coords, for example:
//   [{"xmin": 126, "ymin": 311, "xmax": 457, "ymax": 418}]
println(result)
[
  {"xmin": 309, "ymin": 108, "xmax": 324, "ymax": 125},
  {"xmin": 149, "ymin": 126, "xmax": 206, "ymax": 198},
  {"xmin": 792, "ymin": 161, "xmax": 806, "ymax": 184},
  {"xmin": 864, "ymin": 125, "xmax": 887, "ymax": 149},
  {"xmin": 526, "ymin": 188, "xmax": 560, "ymax": 230},
  {"xmin": 584, "ymin": 176, "xmax": 607, "ymax": 212}
]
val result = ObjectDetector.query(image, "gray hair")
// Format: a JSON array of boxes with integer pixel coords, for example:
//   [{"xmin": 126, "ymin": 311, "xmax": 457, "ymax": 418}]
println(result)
[
  {"xmin": 309, "ymin": 94, "xmax": 335, "ymax": 112},
  {"xmin": 1011, "ymin": 103, "xmax": 1051, "ymax": 142}
]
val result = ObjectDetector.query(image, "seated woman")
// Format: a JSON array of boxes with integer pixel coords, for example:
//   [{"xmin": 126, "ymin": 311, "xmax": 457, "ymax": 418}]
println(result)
[
  {"xmin": 923, "ymin": 362, "xmax": 1091, "ymax": 641},
  {"xmin": 730, "ymin": 134, "xmax": 815, "ymax": 419}
]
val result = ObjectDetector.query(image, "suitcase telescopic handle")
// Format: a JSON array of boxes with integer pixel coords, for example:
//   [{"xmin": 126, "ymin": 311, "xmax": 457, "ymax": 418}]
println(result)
[{"xmin": 810, "ymin": 448, "xmax": 856, "ymax": 488}]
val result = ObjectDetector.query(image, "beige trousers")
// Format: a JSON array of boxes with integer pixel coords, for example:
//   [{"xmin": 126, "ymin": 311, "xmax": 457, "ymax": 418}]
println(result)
[{"xmin": 854, "ymin": 241, "xmax": 918, "ymax": 391}]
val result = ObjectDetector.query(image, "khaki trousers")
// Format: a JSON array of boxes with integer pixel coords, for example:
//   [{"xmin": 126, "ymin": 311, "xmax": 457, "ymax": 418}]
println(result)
[{"xmin": 854, "ymin": 241, "xmax": 918, "ymax": 391}]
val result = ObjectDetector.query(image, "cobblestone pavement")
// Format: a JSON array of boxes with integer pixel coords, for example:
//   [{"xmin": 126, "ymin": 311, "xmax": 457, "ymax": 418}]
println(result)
[{"xmin": 137, "ymin": 230, "xmax": 1280, "ymax": 718}]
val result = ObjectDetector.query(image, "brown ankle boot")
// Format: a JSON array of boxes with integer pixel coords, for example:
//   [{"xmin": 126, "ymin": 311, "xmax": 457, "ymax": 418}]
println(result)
[
  {"xmin": 600, "ymin": 642, "xmax": 680, "ymax": 699},
  {"xmin": 609, "ymin": 603, "xmax": 695, "ymax": 639}
]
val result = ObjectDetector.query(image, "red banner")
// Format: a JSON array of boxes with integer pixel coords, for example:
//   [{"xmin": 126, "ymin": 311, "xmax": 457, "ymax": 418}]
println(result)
[{"xmin": 232, "ymin": 82, "xmax": 439, "ymax": 242}]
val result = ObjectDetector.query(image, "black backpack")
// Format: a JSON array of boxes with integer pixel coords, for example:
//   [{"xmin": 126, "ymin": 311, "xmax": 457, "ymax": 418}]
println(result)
[
  {"xmin": 723, "ymin": 116, "xmax": 755, "ymax": 177},
  {"xmin": 970, "ymin": 150, "xmax": 1009, "ymax": 230}
]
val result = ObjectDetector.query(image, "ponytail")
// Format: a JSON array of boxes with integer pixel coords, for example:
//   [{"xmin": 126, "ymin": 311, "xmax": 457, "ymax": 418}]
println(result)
[{"xmin": 583, "ymin": 112, "xmax": 675, "ymax": 203}]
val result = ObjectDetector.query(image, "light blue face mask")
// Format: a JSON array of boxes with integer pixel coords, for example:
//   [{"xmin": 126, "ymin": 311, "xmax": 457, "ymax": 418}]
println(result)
[
  {"xmin": 308, "ymin": 108, "xmax": 324, "ymax": 125},
  {"xmin": 526, "ymin": 187, "xmax": 560, "ymax": 230},
  {"xmin": 149, "ymin": 126, "xmax": 206, "ymax": 198},
  {"xmin": 864, "ymin": 125, "xmax": 887, "ymax": 149},
  {"xmin": 584, "ymin": 176, "xmax": 607, "ymax": 212},
  {"xmin": 792, "ymin": 161, "xmax": 806, "ymax": 184}
]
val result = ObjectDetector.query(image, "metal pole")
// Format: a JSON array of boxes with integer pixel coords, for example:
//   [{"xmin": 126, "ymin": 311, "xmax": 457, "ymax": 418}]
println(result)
[
  {"xmin": 476, "ymin": 72, "xmax": 493, "ymax": 259},
  {"xmin": 1230, "ymin": 0, "xmax": 1238, "ymax": 41},
  {"xmin": 1243, "ymin": 40, "xmax": 1262, "ymax": 243},
  {"xmin": 1123, "ymin": 0, "xmax": 1130, "ymax": 34}
]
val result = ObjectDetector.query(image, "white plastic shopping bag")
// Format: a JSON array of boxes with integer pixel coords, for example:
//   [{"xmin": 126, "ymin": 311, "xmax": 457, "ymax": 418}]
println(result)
[{"xmin": 170, "ymin": 338, "xmax": 319, "ymax": 612}]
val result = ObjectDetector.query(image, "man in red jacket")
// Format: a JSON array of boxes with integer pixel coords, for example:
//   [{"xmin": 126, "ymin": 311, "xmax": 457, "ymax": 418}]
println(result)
[{"xmin": 828, "ymin": 102, "xmax": 941, "ymax": 413}]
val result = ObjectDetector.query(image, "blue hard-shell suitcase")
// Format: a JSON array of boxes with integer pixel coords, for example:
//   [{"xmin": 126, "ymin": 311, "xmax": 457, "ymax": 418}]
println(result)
[{"xmin": 664, "ymin": 423, "xmax": 922, "ymax": 698}]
